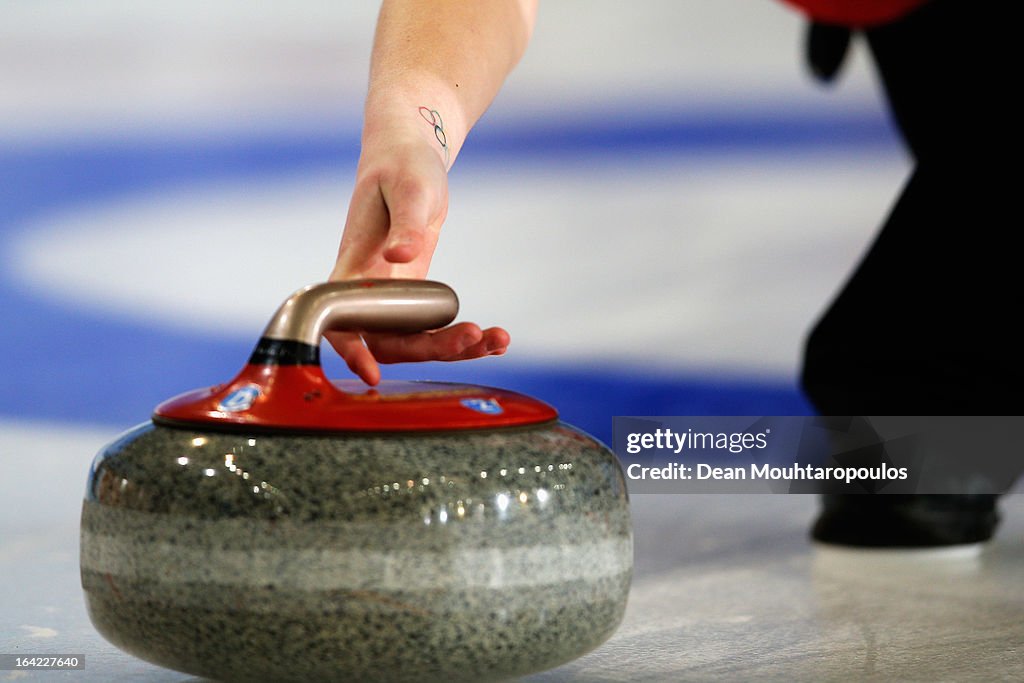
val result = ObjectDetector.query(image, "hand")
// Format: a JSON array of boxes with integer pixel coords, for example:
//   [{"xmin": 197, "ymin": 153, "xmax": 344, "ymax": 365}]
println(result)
[{"xmin": 328, "ymin": 132, "xmax": 509, "ymax": 385}]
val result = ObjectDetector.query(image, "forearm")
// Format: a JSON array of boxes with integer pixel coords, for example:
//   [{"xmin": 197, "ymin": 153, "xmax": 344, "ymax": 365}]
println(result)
[
  {"xmin": 362, "ymin": 0, "xmax": 538, "ymax": 167},
  {"xmin": 330, "ymin": 1, "xmax": 527, "ymax": 381}
]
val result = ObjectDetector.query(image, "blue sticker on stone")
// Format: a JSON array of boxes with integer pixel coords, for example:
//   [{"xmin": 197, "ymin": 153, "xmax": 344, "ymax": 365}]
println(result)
[
  {"xmin": 460, "ymin": 398, "xmax": 503, "ymax": 415},
  {"xmin": 218, "ymin": 384, "xmax": 261, "ymax": 412}
]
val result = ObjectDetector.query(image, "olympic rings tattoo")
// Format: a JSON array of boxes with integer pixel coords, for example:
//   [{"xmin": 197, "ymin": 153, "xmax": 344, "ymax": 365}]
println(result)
[{"xmin": 419, "ymin": 106, "xmax": 450, "ymax": 166}]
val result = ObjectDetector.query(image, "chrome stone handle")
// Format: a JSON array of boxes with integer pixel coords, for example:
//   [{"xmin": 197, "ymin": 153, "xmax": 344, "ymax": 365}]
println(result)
[{"xmin": 261, "ymin": 280, "xmax": 459, "ymax": 346}]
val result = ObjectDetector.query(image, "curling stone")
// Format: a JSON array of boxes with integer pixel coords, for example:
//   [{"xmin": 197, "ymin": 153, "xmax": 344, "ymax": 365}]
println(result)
[{"xmin": 80, "ymin": 280, "xmax": 632, "ymax": 682}]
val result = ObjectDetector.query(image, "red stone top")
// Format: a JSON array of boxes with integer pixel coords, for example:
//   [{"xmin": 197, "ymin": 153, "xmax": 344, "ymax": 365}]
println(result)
[{"xmin": 154, "ymin": 365, "xmax": 558, "ymax": 433}]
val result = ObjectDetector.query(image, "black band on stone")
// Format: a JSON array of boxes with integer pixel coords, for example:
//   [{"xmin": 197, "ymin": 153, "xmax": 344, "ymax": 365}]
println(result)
[{"xmin": 248, "ymin": 337, "xmax": 320, "ymax": 366}]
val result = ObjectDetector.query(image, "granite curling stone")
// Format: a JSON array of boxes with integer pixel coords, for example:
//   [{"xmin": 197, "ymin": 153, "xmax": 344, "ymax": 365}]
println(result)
[{"xmin": 80, "ymin": 280, "xmax": 633, "ymax": 682}]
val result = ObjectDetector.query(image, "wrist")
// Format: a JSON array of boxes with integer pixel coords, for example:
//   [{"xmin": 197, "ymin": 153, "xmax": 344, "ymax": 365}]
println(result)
[{"xmin": 362, "ymin": 76, "xmax": 465, "ymax": 169}]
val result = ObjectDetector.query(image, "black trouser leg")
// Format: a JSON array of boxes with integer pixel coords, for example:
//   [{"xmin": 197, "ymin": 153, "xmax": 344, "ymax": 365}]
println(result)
[
  {"xmin": 803, "ymin": 0, "xmax": 1020, "ymax": 415},
  {"xmin": 799, "ymin": 0, "xmax": 1019, "ymax": 544},
  {"xmin": 801, "ymin": 164, "xmax": 1020, "ymax": 415}
]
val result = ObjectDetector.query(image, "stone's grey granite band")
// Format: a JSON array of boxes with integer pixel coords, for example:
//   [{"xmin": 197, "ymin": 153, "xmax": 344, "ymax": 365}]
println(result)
[
  {"xmin": 81, "ymin": 531, "xmax": 632, "ymax": 591},
  {"xmin": 80, "ymin": 479, "xmax": 631, "ymax": 551},
  {"xmin": 81, "ymin": 578, "xmax": 630, "ymax": 683},
  {"xmin": 80, "ymin": 567, "xmax": 632, "ymax": 616}
]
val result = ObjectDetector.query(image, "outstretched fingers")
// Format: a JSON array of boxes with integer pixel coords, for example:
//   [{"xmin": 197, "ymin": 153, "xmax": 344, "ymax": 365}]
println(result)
[
  {"xmin": 365, "ymin": 323, "xmax": 510, "ymax": 364},
  {"xmin": 325, "ymin": 325, "xmax": 511, "ymax": 386}
]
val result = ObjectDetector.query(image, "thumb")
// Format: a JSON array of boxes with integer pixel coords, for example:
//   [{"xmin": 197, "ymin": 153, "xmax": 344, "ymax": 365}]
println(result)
[{"xmin": 380, "ymin": 173, "xmax": 445, "ymax": 264}]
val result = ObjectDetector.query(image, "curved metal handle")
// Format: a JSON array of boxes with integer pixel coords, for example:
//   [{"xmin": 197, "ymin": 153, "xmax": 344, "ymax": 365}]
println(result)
[{"xmin": 261, "ymin": 280, "xmax": 459, "ymax": 346}]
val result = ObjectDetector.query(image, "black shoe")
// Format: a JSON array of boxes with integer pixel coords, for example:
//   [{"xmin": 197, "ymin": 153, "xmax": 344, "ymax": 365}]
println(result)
[{"xmin": 811, "ymin": 494, "xmax": 1000, "ymax": 548}]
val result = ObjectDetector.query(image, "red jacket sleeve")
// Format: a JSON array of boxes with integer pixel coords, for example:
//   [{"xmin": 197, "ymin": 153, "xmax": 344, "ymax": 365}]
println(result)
[{"xmin": 777, "ymin": 0, "xmax": 931, "ymax": 27}]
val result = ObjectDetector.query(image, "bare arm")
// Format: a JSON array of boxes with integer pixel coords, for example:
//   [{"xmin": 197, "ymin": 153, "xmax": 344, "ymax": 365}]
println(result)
[{"xmin": 329, "ymin": 0, "xmax": 538, "ymax": 384}]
